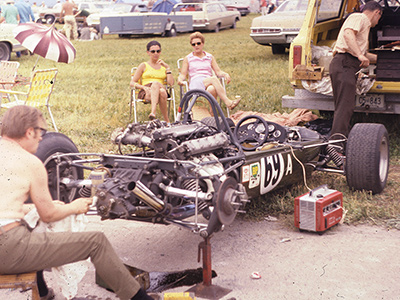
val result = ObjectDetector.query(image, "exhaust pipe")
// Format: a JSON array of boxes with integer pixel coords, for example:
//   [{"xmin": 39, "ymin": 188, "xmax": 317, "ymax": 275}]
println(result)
[
  {"xmin": 128, "ymin": 181, "xmax": 166, "ymax": 212},
  {"xmin": 159, "ymin": 183, "xmax": 212, "ymax": 201}
]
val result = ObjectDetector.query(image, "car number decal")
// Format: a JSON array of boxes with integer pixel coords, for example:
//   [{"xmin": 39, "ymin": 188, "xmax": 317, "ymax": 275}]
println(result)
[{"xmin": 260, "ymin": 153, "xmax": 293, "ymax": 194}]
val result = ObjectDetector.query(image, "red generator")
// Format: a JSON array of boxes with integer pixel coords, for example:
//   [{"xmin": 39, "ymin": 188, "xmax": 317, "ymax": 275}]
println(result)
[{"xmin": 294, "ymin": 185, "xmax": 343, "ymax": 233}]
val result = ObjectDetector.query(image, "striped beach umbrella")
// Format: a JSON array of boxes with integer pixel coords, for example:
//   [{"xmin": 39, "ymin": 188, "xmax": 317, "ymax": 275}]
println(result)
[{"xmin": 13, "ymin": 22, "xmax": 76, "ymax": 64}]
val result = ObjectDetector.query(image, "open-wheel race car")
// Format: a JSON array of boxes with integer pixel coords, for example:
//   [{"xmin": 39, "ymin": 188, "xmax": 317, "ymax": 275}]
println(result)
[{"xmin": 36, "ymin": 90, "xmax": 390, "ymax": 238}]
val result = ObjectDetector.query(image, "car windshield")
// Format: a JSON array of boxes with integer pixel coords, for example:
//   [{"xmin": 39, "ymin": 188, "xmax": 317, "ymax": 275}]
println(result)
[{"xmin": 275, "ymin": 0, "xmax": 308, "ymax": 12}]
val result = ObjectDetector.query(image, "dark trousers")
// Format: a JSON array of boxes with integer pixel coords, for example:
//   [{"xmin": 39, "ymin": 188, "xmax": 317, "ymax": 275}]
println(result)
[
  {"xmin": 329, "ymin": 53, "xmax": 360, "ymax": 137},
  {"xmin": 0, "ymin": 224, "xmax": 141, "ymax": 300}
]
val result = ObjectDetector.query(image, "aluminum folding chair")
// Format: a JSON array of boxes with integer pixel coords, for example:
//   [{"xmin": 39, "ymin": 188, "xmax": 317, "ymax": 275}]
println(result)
[
  {"xmin": 130, "ymin": 67, "xmax": 176, "ymax": 123},
  {"xmin": 177, "ymin": 58, "xmax": 229, "ymax": 117},
  {"xmin": 0, "ymin": 61, "xmax": 20, "ymax": 103},
  {"xmin": 0, "ymin": 68, "xmax": 59, "ymax": 132}
]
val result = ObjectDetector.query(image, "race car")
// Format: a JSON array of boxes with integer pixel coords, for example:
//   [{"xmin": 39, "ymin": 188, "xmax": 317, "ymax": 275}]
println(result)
[{"xmin": 36, "ymin": 90, "xmax": 389, "ymax": 237}]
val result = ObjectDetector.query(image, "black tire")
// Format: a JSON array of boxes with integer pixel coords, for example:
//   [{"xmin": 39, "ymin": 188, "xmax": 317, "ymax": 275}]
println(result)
[
  {"xmin": 45, "ymin": 15, "xmax": 56, "ymax": 24},
  {"xmin": 271, "ymin": 44, "xmax": 286, "ymax": 54},
  {"xmin": 214, "ymin": 23, "xmax": 220, "ymax": 33},
  {"xmin": 35, "ymin": 132, "xmax": 83, "ymax": 203},
  {"xmin": 345, "ymin": 123, "xmax": 389, "ymax": 194},
  {"xmin": 0, "ymin": 42, "xmax": 11, "ymax": 61}
]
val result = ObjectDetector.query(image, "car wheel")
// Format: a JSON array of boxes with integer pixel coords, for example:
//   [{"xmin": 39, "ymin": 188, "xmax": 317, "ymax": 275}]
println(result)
[
  {"xmin": 35, "ymin": 132, "xmax": 84, "ymax": 203},
  {"xmin": 45, "ymin": 15, "xmax": 56, "ymax": 24},
  {"xmin": 271, "ymin": 44, "xmax": 286, "ymax": 55},
  {"xmin": 0, "ymin": 42, "xmax": 11, "ymax": 61},
  {"xmin": 345, "ymin": 123, "xmax": 389, "ymax": 194},
  {"xmin": 214, "ymin": 23, "xmax": 220, "ymax": 33},
  {"xmin": 36, "ymin": 18, "xmax": 43, "ymax": 24},
  {"xmin": 231, "ymin": 20, "xmax": 237, "ymax": 29},
  {"xmin": 166, "ymin": 26, "xmax": 177, "ymax": 37}
]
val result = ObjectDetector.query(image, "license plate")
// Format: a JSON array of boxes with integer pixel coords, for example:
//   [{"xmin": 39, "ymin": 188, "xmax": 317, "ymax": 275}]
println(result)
[{"xmin": 356, "ymin": 94, "xmax": 385, "ymax": 109}]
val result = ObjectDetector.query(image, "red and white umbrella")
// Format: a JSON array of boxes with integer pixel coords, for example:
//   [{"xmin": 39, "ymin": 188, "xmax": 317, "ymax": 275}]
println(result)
[{"xmin": 13, "ymin": 22, "xmax": 76, "ymax": 64}]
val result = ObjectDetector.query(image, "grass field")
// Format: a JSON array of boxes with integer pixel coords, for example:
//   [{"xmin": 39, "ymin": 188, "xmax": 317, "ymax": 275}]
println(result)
[{"xmin": 7, "ymin": 14, "xmax": 400, "ymax": 228}]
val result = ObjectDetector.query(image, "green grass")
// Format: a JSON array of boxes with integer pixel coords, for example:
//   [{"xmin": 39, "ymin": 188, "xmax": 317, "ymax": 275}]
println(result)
[{"xmin": 8, "ymin": 14, "xmax": 400, "ymax": 227}]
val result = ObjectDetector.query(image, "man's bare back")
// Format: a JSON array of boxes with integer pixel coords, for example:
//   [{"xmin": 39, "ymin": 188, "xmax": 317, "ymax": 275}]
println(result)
[{"xmin": 61, "ymin": 0, "xmax": 77, "ymax": 17}]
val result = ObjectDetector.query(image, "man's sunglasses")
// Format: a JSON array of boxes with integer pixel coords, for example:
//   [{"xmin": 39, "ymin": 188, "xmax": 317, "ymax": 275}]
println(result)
[
  {"xmin": 149, "ymin": 50, "xmax": 161, "ymax": 53},
  {"xmin": 35, "ymin": 127, "xmax": 47, "ymax": 137},
  {"xmin": 191, "ymin": 42, "xmax": 202, "ymax": 46}
]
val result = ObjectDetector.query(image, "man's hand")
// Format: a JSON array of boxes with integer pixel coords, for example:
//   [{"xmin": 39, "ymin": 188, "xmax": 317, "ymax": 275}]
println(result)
[
  {"xmin": 71, "ymin": 198, "xmax": 93, "ymax": 214},
  {"xmin": 358, "ymin": 54, "xmax": 370, "ymax": 68}
]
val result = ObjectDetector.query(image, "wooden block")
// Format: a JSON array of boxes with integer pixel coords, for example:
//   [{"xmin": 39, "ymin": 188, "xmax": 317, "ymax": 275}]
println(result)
[
  {"xmin": 0, "ymin": 272, "xmax": 40, "ymax": 300},
  {"xmin": 292, "ymin": 65, "xmax": 324, "ymax": 81}
]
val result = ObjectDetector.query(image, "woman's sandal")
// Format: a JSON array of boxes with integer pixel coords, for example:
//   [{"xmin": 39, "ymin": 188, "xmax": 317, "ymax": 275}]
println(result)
[
  {"xmin": 149, "ymin": 113, "xmax": 156, "ymax": 120},
  {"xmin": 229, "ymin": 96, "xmax": 241, "ymax": 110}
]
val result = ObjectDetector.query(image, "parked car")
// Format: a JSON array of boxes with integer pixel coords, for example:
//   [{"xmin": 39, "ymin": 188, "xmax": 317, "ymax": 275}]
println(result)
[
  {"xmin": 0, "ymin": 23, "xmax": 25, "ymax": 61},
  {"xmin": 172, "ymin": 2, "xmax": 240, "ymax": 32},
  {"xmin": 218, "ymin": 0, "xmax": 250, "ymax": 16},
  {"xmin": 250, "ymin": 0, "xmax": 307, "ymax": 54},
  {"xmin": 37, "ymin": 2, "xmax": 111, "ymax": 24},
  {"xmin": 86, "ymin": 3, "xmax": 148, "ymax": 27}
]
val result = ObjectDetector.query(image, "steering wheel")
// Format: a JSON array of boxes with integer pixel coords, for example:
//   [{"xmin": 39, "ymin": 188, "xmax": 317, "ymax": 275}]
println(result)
[{"xmin": 234, "ymin": 115, "xmax": 269, "ymax": 151}]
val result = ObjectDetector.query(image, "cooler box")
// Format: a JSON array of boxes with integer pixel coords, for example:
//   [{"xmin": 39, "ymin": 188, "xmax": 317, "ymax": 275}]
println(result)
[{"xmin": 294, "ymin": 185, "xmax": 343, "ymax": 232}]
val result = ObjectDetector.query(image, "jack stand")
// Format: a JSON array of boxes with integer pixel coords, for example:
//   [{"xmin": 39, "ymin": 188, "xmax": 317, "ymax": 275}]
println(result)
[{"xmin": 186, "ymin": 236, "xmax": 231, "ymax": 299}]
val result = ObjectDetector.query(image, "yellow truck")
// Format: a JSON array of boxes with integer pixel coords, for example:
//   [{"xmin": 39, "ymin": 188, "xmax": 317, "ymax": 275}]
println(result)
[{"xmin": 282, "ymin": 0, "xmax": 400, "ymax": 114}]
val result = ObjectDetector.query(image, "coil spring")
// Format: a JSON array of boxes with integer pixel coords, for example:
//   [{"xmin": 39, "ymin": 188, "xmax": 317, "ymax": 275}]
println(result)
[
  {"xmin": 182, "ymin": 179, "xmax": 202, "ymax": 192},
  {"xmin": 79, "ymin": 186, "xmax": 92, "ymax": 198},
  {"xmin": 326, "ymin": 145, "xmax": 344, "ymax": 167}
]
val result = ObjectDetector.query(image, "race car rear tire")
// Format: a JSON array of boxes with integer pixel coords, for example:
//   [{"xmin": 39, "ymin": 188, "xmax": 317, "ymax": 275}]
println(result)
[
  {"xmin": 345, "ymin": 123, "xmax": 389, "ymax": 194},
  {"xmin": 35, "ymin": 132, "xmax": 83, "ymax": 203}
]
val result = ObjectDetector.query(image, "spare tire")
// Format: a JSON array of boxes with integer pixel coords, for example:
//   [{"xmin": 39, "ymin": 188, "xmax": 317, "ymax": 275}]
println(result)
[{"xmin": 345, "ymin": 123, "xmax": 389, "ymax": 194}]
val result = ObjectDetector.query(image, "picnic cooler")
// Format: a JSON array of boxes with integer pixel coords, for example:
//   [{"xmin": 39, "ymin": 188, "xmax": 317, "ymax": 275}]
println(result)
[{"xmin": 294, "ymin": 185, "xmax": 343, "ymax": 232}]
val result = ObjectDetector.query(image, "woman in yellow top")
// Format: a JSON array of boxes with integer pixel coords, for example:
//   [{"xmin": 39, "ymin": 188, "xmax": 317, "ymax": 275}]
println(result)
[{"xmin": 130, "ymin": 40, "xmax": 174, "ymax": 122}]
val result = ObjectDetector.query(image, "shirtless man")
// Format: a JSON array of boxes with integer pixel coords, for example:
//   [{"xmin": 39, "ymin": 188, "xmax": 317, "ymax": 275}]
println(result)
[
  {"xmin": 0, "ymin": 106, "xmax": 154, "ymax": 300},
  {"xmin": 60, "ymin": 0, "xmax": 78, "ymax": 40}
]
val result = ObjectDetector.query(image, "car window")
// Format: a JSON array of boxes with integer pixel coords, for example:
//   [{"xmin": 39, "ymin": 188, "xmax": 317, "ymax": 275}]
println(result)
[
  {"xmin": 218, "ymin": 4, "xmax": 227, "ymax": 12},
  {"xmin": 207, "ymin": 4, "xmax": 220, "ymax": 13},
  {"xmin": 276, "ymin": 0, "xmax": 308, "ymax": 12},
  {"xmin": 317, "ymin": 0, "xmax": 344, "ymax": 22},
  {"xmin": 176, "ymin": 4, "xmax": 202, "ymax": 11}
]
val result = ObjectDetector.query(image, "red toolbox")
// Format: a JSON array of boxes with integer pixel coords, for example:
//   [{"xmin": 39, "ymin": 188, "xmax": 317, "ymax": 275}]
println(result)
[{"xmin": 294, "ymin": 185, "xmax": 343, "ymax": 232}]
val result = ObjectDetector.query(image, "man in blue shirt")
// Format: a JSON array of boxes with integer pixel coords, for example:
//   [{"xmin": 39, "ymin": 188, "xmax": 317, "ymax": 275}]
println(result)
[{"xmin": 15, "ymin": 0, "xmax": 35, "ymax": 23}]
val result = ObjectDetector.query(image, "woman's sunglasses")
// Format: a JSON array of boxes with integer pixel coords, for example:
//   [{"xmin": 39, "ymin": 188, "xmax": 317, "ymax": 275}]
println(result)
[
  {"xmin": 149, "ymin": 50, "xmax": 161, "ymax": 53},
  {"xmin": 191, "ymin": 42, "xmax": 202, "ymax": 46}
]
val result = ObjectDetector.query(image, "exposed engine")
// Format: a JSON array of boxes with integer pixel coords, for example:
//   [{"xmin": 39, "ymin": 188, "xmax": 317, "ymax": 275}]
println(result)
[{"xmin": 78, "ymin": 119, "xmax": 248, "ymax": 237}]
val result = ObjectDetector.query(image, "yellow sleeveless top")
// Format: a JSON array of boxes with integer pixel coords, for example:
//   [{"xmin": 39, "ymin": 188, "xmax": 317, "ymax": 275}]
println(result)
[{"xmin": 141, "ymin": 62, "xmax": 167, "ymax": 85}]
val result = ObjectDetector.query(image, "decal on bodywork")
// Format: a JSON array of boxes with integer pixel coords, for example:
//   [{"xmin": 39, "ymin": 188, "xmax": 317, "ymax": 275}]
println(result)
[
  {"xmin": 260, "ymin": 153, "xmax": 293, "ymax": 194},
  {"xmin": 249, "ymin": 162, "xmax": 260, "ymax": 189}
]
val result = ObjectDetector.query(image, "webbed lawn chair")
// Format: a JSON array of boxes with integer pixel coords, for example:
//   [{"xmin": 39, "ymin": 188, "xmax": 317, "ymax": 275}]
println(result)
[
  {"xmin": 130, "ymin": 67, "xmax": 176, "ymax": 123},
  {"xmin": 0, "ymin": 68, "xmax": 59, "ymax": 132},
  {"xmin": 177, "ymin": 58, "xmax": 229, "ymax": 117}
]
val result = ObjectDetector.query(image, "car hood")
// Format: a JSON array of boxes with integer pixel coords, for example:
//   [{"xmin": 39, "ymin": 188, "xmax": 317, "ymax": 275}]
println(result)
[{"xmin": 251, "ymin": 11, "xmax": 306, "ymax": 28}]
